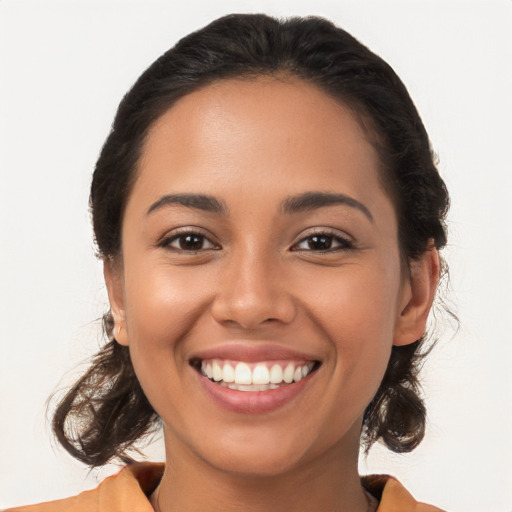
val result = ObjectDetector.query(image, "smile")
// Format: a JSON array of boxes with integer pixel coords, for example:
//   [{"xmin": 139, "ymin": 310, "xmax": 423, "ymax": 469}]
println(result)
[
  {"xmin": 199, "ymin": 359, "xmax": 317, "ymax": 391},
  {"xmin": 190, "ymin": 346, "xmax": 321, "ymax": 413}
]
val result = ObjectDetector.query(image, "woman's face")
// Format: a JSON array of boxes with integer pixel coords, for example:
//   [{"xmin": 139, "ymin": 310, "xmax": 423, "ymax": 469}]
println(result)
[{"xmin": 107, "ymin": 77, "xmax": 417, "ymax": 476}]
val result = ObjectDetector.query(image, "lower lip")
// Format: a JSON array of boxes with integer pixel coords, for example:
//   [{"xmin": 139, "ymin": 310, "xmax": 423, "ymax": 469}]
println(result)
[{"xmin": 196, "ymin": 371, "xmax": 314, "ymax": 414}]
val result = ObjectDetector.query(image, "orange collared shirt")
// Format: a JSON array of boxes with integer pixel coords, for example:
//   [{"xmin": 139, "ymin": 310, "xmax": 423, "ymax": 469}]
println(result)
[{"xmin": 5, "ymin": 462, "xmax": 446, "ymax": 512}]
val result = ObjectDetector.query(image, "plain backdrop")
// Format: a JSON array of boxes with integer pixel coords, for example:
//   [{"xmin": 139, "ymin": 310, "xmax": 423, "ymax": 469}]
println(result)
[{"xmin": 1, "ymin": 1, "xmax": 511, "ymax": 511}]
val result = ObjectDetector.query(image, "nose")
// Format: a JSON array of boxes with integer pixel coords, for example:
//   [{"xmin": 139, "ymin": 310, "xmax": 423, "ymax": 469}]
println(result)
[{"xmin": 210, "ymin": 249, "xmax": 297, "ymax": 330}]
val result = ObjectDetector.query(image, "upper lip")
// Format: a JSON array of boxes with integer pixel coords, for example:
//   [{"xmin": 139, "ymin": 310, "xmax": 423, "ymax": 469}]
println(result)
[{"xmin": 189, "ymin": 343, "xmax": 320, "ymax": 363}]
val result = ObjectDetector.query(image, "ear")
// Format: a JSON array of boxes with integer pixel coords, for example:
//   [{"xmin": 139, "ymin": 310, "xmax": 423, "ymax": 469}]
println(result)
[
  {"xmin": 394, "ymin": 244, "xmax": 440, "ymax": 346},
  {"xmin": 103, "ymin": 258, "xmax": 129, "ymax": 346}
]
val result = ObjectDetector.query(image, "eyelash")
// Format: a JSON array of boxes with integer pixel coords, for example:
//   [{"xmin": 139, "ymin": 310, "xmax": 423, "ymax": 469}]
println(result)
[{"xmin": 158, "ymin": 229, "xmax": 354, "ymax": 254}]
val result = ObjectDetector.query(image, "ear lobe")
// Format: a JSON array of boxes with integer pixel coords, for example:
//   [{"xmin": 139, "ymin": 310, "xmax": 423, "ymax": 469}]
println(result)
[
  {"xmin": 394, "ymin": 246, "xmax": 440, "ymax": 347},
  {"xmin": 103, "ymin": 259, "xmax": 129, "ymax": 346}
]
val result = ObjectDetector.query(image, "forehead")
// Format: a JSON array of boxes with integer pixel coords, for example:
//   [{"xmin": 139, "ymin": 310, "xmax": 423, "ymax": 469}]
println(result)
[{"xmin": 131, "ymin": 77, "xmax": 391, "ymax": 216}]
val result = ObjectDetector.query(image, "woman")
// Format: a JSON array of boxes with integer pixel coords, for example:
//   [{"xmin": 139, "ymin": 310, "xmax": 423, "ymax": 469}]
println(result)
[{"xmin": 7, "ymin": 13, "xmax": 449, "ymax": 512}]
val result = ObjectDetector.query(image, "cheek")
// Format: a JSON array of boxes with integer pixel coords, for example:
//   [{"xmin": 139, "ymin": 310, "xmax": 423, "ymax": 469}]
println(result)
[
  {"xmin": 119, "ymin": 262, "xmax": 221, "ymax": 432},
  {"xmin": 299, "ymin": 257, "xmax": 402, "ymax": 398},
  {"xmin": 122, "ymin": 262, "xmax": 215, "ymax": 376},
  {"xmin": 303, "ymin": 260, "xmax": 401, "ymax": 343}
]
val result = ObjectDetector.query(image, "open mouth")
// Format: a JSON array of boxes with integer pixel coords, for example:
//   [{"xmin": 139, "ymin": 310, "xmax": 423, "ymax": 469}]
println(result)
[{"xmin": 191, "ymin": 358, "xmax": 321, "ymax": 392}]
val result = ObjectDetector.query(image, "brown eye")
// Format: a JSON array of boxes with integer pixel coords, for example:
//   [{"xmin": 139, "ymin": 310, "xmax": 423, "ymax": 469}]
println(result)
[
  {"xmin": 165, "ymin": 233, "xmax": 217, "ymax": 251},
  {"xmin": 293, "ymin": 233, "xmax": 353, "ymax": 252},
  {"xmin": 306, "ymin": 235, "xmax": 334, "ymax": 250}
]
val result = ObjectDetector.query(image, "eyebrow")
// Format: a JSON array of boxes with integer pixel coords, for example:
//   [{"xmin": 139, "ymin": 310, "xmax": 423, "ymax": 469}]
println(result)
[
  {"xmin": 281, "ymin": 191, "xmax": 374, "ymax": 222},
  {"xmin": 146, "ymin": 194, "xmax": 227, "ymax": 215},
  {"xmin": 146, "ymin": 191, "xmax": 373, "ymax": 222}
]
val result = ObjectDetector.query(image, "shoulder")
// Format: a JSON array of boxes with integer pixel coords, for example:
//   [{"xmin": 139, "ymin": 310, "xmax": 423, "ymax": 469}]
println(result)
[
  {"xmin": 362, "ymin": 474, "xmax": 446, "ymax": 512},
  {"xmin": 4, "ymin": 462, "xmax": 164, "ymax": 512}
]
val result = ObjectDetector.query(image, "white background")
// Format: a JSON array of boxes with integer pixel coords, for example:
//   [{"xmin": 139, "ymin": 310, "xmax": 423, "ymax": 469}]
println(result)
[{"xmin": 1, "ymin": 1, "xmax": 511, "ymax": 511}]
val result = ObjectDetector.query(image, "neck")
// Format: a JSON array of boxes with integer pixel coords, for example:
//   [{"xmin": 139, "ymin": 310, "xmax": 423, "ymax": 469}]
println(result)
[{"xmin": 152, "ymin": 425, "xmax": 370, "ymax": 512}]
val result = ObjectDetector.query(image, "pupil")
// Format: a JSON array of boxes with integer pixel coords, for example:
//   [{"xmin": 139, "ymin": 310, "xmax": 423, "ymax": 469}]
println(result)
[
  {"xmin": 308, "ymin": 235, "xmax": 332, "ymax": 250},
  {"xmin": 180, "ymin": 235, "xmax": 202, "ymax": 250}
]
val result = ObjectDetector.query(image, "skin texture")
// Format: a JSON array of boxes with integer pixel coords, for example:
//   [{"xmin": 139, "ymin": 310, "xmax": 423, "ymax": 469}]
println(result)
[{"xmin": 105, "ymin": 77, "xmax": 439, "ymax": 512}]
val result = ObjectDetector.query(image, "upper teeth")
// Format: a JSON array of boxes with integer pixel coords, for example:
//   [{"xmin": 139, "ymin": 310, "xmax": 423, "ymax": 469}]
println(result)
[{"xmin": 201, "ymin": 360, "xmax": 315, "ymax": 386}]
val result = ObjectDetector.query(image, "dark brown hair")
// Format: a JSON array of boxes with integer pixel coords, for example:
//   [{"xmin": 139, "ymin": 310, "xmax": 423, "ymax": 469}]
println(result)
[{"xmin": 53, "ymin": 13, "xmax": 449, "ymax": 466}]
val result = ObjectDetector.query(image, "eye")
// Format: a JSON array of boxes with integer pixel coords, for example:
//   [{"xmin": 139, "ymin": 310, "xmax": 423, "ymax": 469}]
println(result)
[
  {"xmin": 162, "ymin": 232, "xmax": 218, "ymax": 252},
  {"xmin": 292, "ymin": 233, "xmax": 353, "ymax": 252}
]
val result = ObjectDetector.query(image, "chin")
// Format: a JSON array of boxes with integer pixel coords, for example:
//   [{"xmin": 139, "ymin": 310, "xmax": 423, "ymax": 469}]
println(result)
[
  {"xmin": 203, "ymin": 445, "xmax": 307, "ymax": 478},
  {"xmin": 182, "ymin": 421, "xmax": 336, "ymax": 479}
]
